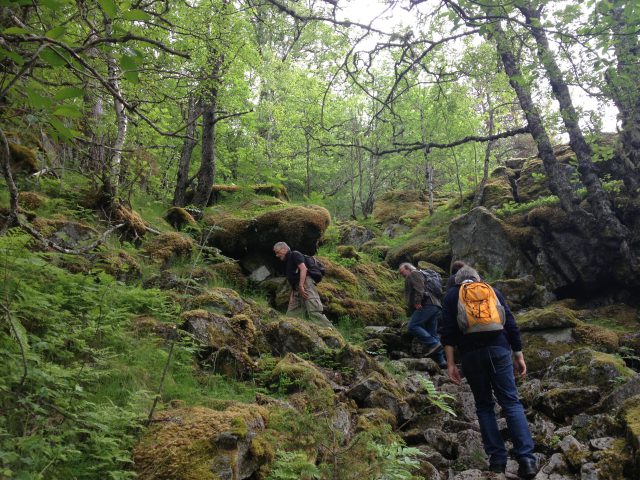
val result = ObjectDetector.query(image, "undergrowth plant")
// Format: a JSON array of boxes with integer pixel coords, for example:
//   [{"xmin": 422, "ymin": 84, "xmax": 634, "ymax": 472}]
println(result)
[{"xmin": 0, "ymin": 231, "xmax": 256, "ymax": 479}]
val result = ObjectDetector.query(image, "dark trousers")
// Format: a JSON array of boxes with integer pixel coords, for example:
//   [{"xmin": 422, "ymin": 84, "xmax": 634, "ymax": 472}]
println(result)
[
  {"xmin": 408, "ymin": 305, "xmax": 445, "ymax": 364},
  {"xmin": 461, "ymin": 346, "xmax": 535, "ymax": 466}
]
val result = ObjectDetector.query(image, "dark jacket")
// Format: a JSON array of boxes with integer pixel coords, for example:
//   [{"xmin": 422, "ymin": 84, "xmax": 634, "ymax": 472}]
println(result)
[
  {"xmin": 284, "ymin": 250, "xmax": 306, "ymax": 288},
  {"xmin": 440, "ymin": 283, "xmax": 523, "ymax": 355},
  {"xmin": 404, "ymin": 270, "xmax": 424, "ymax": 314},
  {"xmin": 404, "ymin": 270, "xmax": 441, "ymax": 314}
]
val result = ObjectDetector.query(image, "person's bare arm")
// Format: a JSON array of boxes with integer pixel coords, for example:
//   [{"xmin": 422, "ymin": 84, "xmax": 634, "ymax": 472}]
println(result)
[
  {"xmin": 445, "ymin": 345, "xmax": 461, "ymax": 385},
  {"xmin": 513, "ymin": 351, "xmax": 527, "ymax": 378},
  {"xmin": 297, "ymin": 262, "xmax": 309, "ymax": 299}
]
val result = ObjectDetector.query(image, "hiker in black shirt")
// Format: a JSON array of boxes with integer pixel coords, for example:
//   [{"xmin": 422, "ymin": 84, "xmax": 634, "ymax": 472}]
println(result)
[{"xmin": 273, "ymin": 241, "xmax": 332, "ymax": 328}]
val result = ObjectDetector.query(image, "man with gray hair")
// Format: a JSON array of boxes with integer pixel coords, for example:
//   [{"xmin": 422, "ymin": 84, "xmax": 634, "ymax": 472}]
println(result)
[
  {"xmin": 398, "ymin": 262, "xmax": 446, "ymax": 368},
  {"xmin": 273, "ymin": 241, "xmax": 332, "ymax": 328},
  {"xmin": 441, "ymin": 264, "xmax": 537, "ymax": 478}
]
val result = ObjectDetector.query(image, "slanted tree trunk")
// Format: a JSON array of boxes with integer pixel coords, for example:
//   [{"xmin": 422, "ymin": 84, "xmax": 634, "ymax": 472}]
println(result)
[
  {"xmin": 491, "ymin": 22, "xmax": 582, "ymax": 220},
  {"xmin": 173, "ymin": 95, "xmax": 200, "ymax": 206},
  {"xmin": 605, "ymin": 0, "xmax": 640, "ymax": 196},
  {"xmin": 520, "ymin": 5, "xmax": 633, "ymax": 251}
]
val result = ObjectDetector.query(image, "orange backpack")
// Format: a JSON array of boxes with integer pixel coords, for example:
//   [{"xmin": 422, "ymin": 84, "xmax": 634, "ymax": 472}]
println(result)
[{"xmin": 457, "ymin": 282, "xmax": 505, "ymax": 334}]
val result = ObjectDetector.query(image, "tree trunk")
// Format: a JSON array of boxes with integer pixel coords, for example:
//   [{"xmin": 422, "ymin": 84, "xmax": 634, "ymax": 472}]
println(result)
[
  {"xmin": 521, "ymin": 5, "xmax": 632, "ymax": 247},
  {"xmin": 605, "ymin": 0, "xmax": 640, "ymax": 196},
  {"xmin": 105, "ymin": 17, "xmax": 127, "ymax": 195},
  {"xmin": 193, "ymin": 106, "xmax": 217, "ymax": 208},
  {"xmin": 473, "ymin": 92, "xmax": 495, "ymax": 209},
  {"xmin": 491, "ymin": 22, "xmax": 582, "ymax": 218},
  {"xmin": 173, "ymin": 96, "xmax": 200, "ymax": 206},
  {"xmin": 305, "ymin": 130, "xmax": 311, "ymax": 197},
  {"xmin": 193, "ymin": 49, "xmax": 224, "ymax": 209},
  {"xmin": 426, "ymin": 155, "xmax": 434, "ymax": 215}
]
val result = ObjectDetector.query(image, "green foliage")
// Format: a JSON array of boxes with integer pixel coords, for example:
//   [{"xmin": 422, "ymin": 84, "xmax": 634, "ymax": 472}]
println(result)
[
  {"xmin": 496, "ymin": 195, "xmax": 560, "ymax": 216},
  {"xmin": 419, "ymin": 377, "xmax": 457, "ymax": 417},
  {"xmin": 267, "ymin": 451, "xmax": 321, "ymax": 480},
  {"xmin": 365, "ymin": 441, "xmax": 426, "ymax": 480},
  {"xmin": 0, "ymin": 232, "xmax": 256, "ymax": 478}
]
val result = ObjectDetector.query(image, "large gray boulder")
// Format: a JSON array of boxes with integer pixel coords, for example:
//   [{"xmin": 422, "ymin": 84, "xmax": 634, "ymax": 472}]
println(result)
[{"xmin": 448, "ymin": 206, "xmax": 616, "ymax": 296}]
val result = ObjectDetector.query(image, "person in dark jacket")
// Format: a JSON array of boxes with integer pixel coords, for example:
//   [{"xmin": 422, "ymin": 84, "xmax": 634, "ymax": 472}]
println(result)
[
  {"xmin": 441, "ymin": 265, "xmax": 537, "ymax": 479},
  {"xmin": 445, "ymin": 260, "xmax": 467, "ymax": 292},
  {"xmin": 274, "ymin": 241, "xmax": 332, "ymax": 328},
  {"xmin": 399, "ymin": 262, "xmax": 446, "ymax": 368}
]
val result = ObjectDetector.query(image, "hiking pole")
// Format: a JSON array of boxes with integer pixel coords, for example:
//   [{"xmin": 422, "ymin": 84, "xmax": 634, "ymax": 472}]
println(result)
[{"xmin": 146, "ymin": 325, "xmax": 177, "ymax": 426}]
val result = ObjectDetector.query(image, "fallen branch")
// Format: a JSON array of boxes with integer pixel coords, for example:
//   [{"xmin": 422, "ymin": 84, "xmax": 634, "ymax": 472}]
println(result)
[{"xmin": 18, "ymin": 220, "xmax": 126, "ymax": 254}]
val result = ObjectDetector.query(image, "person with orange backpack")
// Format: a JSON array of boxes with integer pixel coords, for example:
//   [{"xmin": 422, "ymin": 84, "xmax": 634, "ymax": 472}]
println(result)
[{"xmin": 441, "ymin": 265, "xmax": 537, "ymax": 479}]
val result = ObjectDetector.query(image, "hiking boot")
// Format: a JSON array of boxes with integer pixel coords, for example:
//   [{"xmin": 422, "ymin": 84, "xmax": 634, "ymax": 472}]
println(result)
[
  {"xmin": 424, "ymin": 343, "xmax": 443, "ymax": 357},
  {"xmin": 488, "ymin": 463, "xmax": 506, "ymax": 474},
  {"xmin": 517, "ymin": 458, "xmax": 537, "ymax": 479}
]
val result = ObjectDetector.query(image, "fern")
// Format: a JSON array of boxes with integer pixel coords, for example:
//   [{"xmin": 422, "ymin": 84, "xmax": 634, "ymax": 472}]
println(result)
[{"xmin": 420, "ymin": 377, "xmax": 457, "ymax": 417}]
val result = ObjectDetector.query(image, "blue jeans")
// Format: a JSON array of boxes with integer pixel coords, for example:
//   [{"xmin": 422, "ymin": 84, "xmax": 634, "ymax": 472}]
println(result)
[
  {"xmin": 461, "ymin": 346, "xmax": 535, "ymax": 465},
  {"xmin": 408, "ymin": 305, "xmax": 445, "ymax": 364}
]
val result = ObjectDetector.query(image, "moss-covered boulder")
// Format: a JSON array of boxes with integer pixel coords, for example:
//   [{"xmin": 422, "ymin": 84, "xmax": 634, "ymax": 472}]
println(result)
[
  {"xmin": 143, "ymin": 232, "xmax": 194, "ymax": 265},
  {"xmin": 517, "ymin": 304, "xmax": 580, "ymax": 331},
  {"xmin": 518, "ymin": 157, "xmax": 552, "ymax": 202},
  {"xmin": 263, "ymin": 317, "xmax": 345, "ymax": 356},
  {"xmin": 543, "ymin": 348, "xmax": 635, "ymax": 391},
  {"xmin": 8, "ymin": 142, "xmax": 38, "ymax": 174},
  {"xmin": 133, "ymin": 405, "xmax": 269, "ymax": 480},
  {"xmin": 373, "ymin": 189, "xmax": 429, "ymax": 229},
  {"xmin": 19, "ymin": 191, "xmax": 47, "ymax": 210},
  {"xmin": 338, "ymin": 221, "xmax": 375, "ymax": 248},
  {"xmin": 492, "ymin": 275, "xmax": 555, "ymax": 310},
  {"xmin": 182, "ymin": 309, "xmax": 258, "ymax": 378},
  {"xmin": 189, "ymin": 287, "xmax": 251, "ymax": 316},
  {"xmin": 204, "ymin": 205, "xmax": 330, "ymax": 261},
  {"xmin": 348, "ymin": 371, "xmax": 413, "ymax": 423},
  {"xmin": 183, "ymin": 309, "xmax": 256, "ymax": 352},
  {"xmin": 449, "ymin": 206, "xmax": 535, "ymax": 281},
  {"xmin": 164, "ymin": 207, "xmax": 197, "ymax": 231},
  {"xmin": 31, "ymin": 217, "xmax": 98, "ymax": 249},
  {"xmin": 481, "ymin": 176, "xmax": 514, "ymax": 210},
  {"xmin": 268, "ymin": 353, "xmax": 333, "ymax": 394},
  {"xmin": 94, "ymin": 249, "xmax": 141, "ymax": 282},
  {"xmin": 621, "ymin": 396, "xmax": 640, "ymax": 452},
  {"xmin": 336, "ymin": 245, "xmax": 360, "ymax": 259},
  {"xmin": 534, "ymin": 386, "xmax": 602, "ymax": 422}
]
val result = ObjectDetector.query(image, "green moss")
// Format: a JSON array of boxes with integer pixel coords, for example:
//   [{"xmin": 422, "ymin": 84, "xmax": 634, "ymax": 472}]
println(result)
[
  {"xmin": 521, "ymin": 332, "xmax": 577, "ymax": 375},
  {"xmin": 594, "ymin": 439, "xmax": 632, "ymax": 480},
  {"xmin": 133, "ymin": 405, "xmax": 269, "ymax": 480},
  {"xmin": 549, "ymin": 348, "xmax": 635, "ymax": 389},
  {"xmin": 8, "ymin": 142, "xmax": 38, "ymax": 173},
  {"xmin": 336, "ymin": 245, "xmax": 360, "ymax": 259},
  {"xmin": 269, "ymin": 353, "xmax": 332, "ymax": 395},
  {"xmin": 518, "ymin": 157, "xmax": 551, "ymax": 202},
  {"xmin": 165, "ymin": 207, "xmax": 197, "ymax": 231},
  {"xmin": 19, "ymin": 191, "xmax": 48, "ymax": 210},
  {"xmin": 621, "ymin": 396, "xmax": 640, "ymax": 450},
  {"xmin": 143, "ymin": 232, "xmax": 194, "ymax": 264},
  {"xmin": 518, "ymin": 304, "xmax": 580, "ymax": 330},
  {"xmin": 482, "ymin": 176, "xmax": 513, "ymax": 209}
]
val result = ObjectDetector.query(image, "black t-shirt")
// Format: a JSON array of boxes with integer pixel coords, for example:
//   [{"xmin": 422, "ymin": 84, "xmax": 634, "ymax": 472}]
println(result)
[{"xmin": 285, "ymin": 250, "xmax": 305, "ymax": 288}]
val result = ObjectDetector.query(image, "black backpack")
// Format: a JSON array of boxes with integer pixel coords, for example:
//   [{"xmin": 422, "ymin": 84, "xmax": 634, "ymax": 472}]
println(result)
[
  {"xmin": 420, "ymin": 269, "xmax": 443, "ymax": 303},
  {"xmin": 304, "ymin": 255, "xmax": 326, "ymax": 283}
]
